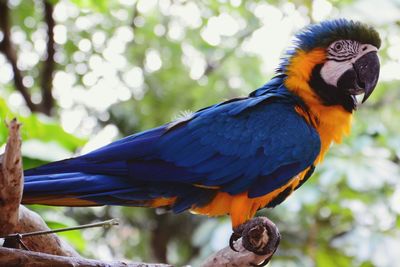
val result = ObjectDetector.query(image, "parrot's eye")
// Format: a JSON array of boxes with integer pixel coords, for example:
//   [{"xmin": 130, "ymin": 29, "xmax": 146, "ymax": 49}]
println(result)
[{"xmin": 333, "ymin": 42, "xmax": 343, "ymax": 51}]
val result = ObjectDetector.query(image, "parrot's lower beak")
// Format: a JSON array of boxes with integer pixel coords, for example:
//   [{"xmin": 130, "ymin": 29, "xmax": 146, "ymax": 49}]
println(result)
[{"xmin": 352, "ymin": 51, "xmax": 380, "ymax": 103}]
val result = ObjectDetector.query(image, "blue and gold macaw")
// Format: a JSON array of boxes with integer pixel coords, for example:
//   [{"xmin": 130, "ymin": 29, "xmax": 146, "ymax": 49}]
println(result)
[{"xmin": 23, "ymin": 19, "xmax": 380, "ymax": 242}]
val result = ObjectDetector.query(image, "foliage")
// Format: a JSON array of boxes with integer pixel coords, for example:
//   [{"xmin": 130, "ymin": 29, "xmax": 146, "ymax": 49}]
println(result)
[{"xmin": 1, "ymin": 0, "xmax": 400, "ymax": 266}]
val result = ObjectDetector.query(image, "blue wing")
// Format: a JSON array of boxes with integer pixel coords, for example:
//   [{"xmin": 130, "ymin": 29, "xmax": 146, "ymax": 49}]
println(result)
[
  {"xmin": 154, "ymin": 99, "xmax": 320, "ymax": 197},
  {"xmin": 24, "ymin": 79, "xmax": 321, "ymax": 210}
]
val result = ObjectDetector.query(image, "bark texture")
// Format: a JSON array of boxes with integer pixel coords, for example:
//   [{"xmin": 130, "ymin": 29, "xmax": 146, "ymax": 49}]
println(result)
[{"xmin": 0, "ymin": 247, "xmax": 172, "ymax": 267}]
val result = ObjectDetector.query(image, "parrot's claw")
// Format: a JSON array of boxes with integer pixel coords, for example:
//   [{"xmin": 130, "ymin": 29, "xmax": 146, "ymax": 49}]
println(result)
[
  {"xmin": 229, "ymin": 231, "xmax": 242, "ymax": 252},
  {"xmin": 229, "ymin": 224, "xmax": 245, "ymax": 252}
]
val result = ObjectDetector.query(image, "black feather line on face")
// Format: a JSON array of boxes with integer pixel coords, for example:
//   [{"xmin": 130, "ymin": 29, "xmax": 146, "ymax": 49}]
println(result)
[{"xmin": 309, "ymin": 64, "xmax": 356, "ymax": 112}]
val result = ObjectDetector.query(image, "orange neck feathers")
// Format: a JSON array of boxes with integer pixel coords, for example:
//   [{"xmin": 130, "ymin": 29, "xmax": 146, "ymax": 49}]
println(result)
[{"xmin": 284, "ymin": 49, "xmax": 353, "ymax": 163}]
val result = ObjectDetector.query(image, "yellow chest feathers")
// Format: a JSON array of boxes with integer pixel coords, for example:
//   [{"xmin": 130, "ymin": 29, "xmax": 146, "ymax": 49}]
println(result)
[{"xmin": 284, "ymin": 49, "xmax": 353, "ymax": 164}]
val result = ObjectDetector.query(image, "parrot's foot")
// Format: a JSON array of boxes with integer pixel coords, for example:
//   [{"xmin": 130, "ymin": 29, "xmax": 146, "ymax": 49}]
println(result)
[
  {"xmin": 229, "ymin": 225, "xmax": 245, "ymax": 252},
  {"xmin": 229, "ymin": 217, "xmax": 281, "ymax": 266}
]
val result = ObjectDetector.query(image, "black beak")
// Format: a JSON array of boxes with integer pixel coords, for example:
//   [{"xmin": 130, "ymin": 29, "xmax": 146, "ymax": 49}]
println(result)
[{"xmin": 353, "ymin": 51, "xmax": 380, "ymax": 103}]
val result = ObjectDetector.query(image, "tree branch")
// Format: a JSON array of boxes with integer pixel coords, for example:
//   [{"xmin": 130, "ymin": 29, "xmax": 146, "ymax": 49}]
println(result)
[
  {"xmin": 0, "ymin": 118, "xmax": 23, "ymax": 235},
  {"xmin": 40, "ymin": 0, "xmax": 56, "ymax": 115},
  {"xmin": 1, "ymin": 219, "xmax": 119, "ymax": 240},
  {"xmin": 6, "ymin": 206, "xmax": 80, "ymax": 256},
  {"xmin": 0, "ymin": 1, "xmax": 40, "ymax": 113},
  {"xmin": 202, "ymin": 239, "xmax": 269, "ymax": 267},
  {"xmin": 0, "ymin": 247, "xmax": 172, "ymax": 267}
]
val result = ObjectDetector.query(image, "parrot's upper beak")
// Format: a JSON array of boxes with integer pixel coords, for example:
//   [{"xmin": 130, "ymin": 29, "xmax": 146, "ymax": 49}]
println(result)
[{"xmin": 352, "ymin": 51, "xmax": 380, "ymax": 103}]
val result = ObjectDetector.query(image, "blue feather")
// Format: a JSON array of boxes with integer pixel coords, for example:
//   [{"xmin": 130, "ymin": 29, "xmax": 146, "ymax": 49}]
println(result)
[{"xmin": 23, "ymin": 76, "xmax": 320, "ymax": 212}]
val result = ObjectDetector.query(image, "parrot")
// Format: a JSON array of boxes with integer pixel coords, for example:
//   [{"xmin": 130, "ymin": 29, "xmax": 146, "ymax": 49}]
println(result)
[{"xmin": 22, "ymin": 18, "xmax": 380, "ymax": 254}]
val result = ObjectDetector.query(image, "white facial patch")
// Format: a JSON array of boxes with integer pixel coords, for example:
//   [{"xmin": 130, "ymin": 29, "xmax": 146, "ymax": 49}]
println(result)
[
  {"xmin": 320, "ymin": 40, "xmax": 378, "ymax": 87},
  {"xmin": 320, "ymin": 60, "xmax": 353, "ymax": 87}
]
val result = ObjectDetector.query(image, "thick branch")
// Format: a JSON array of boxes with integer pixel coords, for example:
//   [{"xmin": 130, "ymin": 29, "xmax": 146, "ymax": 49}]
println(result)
[
  {"xmin": 40, "ymin": 0, "xmax": 56, "ymax": 115},
  {"xmin": 10, "ymin": 206, "xmax": 80, "ymax": 256},
  {"xmin": 0, "ymin": 119, "xmax": 23, "ymax": 234},
  {"xmin": 0, "ymin": 247, "xmax": 172, "ymax": 267},
  {"xmin": 0, "ymin": 1, "xmax": 40, "ymax": 113},
  {"xmin": 202, "ymin": 239, "xmax": 269, "ymax": 267}
]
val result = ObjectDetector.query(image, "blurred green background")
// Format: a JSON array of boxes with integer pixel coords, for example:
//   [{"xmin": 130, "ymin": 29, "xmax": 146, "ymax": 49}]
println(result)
[{"xmin": 1, "ymin": 0, "xmax": 400, "ymax": 266}]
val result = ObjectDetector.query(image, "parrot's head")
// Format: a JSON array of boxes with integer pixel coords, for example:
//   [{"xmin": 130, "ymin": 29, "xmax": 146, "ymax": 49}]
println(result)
[{"xmin": 281, "ymin": 19, "xmax": 381, "ymax": 112}]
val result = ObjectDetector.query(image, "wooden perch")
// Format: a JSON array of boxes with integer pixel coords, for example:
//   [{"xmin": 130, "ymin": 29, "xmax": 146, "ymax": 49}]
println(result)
[
  {"xmin": 0, "ymin": 119, "xmax": 23, "ymax": 234},
  {"xmin": 0, "ymin": 247, "xmax": 172, "ymax": 267},
  {"xmin": 0, "ymin": 119, "xmax": 281, "ymax": 266}
]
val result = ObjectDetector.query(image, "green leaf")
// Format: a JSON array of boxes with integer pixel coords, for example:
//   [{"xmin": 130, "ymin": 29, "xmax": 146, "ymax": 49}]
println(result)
[
  {"xmin": 20, "ymin": 115, "xmax": 85, "ymax": 152},
  {"xmin": 46, "ymin": 0, "xmax": 60, "ymax": 5},
  {"xmin": 46, "ymin": 221, "xmax": 86, "ymax": 252},
  {"xmin": 316, "ymin": 247, "xmax": 352, "ymax": 267},
  {"xmin": 70, "ymin": 0, "xmax": 110, "ymax": 13},
  {"xmin": 0, "ymin": 98, "xmax": 85, "ymax": 154}
]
